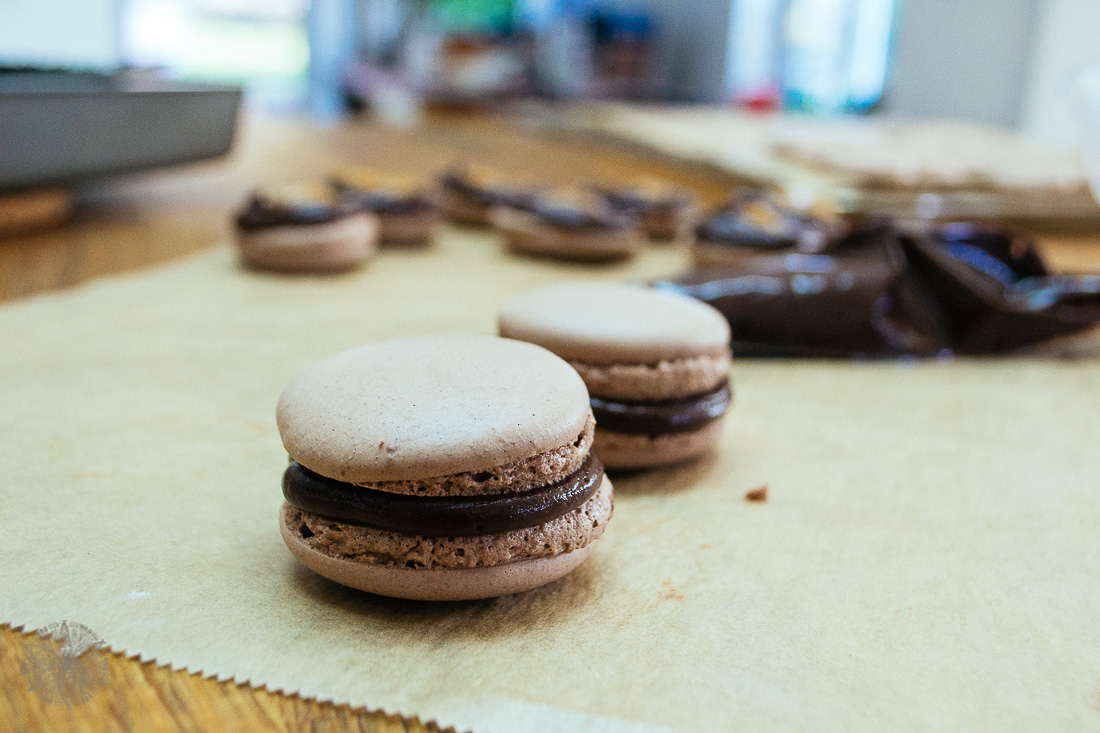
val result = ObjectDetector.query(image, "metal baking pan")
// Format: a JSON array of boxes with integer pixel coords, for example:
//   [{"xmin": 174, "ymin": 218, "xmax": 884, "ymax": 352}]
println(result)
[{"xmin": 0, "ymin": 70, "xmax": 242, "ymax": 192}]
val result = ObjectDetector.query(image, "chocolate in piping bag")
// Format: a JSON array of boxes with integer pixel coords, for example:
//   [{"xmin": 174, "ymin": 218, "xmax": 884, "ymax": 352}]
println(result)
[{"xmin": 656, "ymin": 221, "xmax": 1100, "ymax": 357}]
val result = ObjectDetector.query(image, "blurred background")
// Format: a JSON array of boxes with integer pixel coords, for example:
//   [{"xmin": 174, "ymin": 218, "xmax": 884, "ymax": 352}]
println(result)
[
  {"xmin": 4, "ymin": 0, "xmax": 1100, "ymax": 298},
  {"xmin": 2, "ymin": 0, "xmax": 1096, "ymax": 139}
]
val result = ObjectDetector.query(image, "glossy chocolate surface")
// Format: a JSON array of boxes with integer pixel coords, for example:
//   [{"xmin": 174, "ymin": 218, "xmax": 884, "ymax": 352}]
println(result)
[
  {"xmin": 236, "ymin": 191, "xmax": 353, "ymax": 231},
  {"xmin": 697, "ymin": 191, "xmax": 851, "ymax": 252},
  {"xmin": 530, "ymin": 197, "xmax": 635, "ymax": 232},
  {"xmin": 283, "ymin": 454, "xmax": 604, "ymax": 537},
  {"xmin": 658, "ymin": 221, "xmax": 1100, "ymax": 357},
  {"xmin": 340, "ymin": 188, "xmax": 437, "ymax": 215},
  {"xmin": 600, "ymin": 187, "xmax": 692, "ymax": 214},
  {"xmin": 440, "ymin": 171, "xmax": 533, "ymax": 209},
  {"xmin": 591, "ymin": 381, "xmax": 732, "ymax": 435}
]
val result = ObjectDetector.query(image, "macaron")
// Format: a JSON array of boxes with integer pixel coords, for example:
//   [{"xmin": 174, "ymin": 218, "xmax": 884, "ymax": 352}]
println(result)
[
  {"xmin": 693, "ymin": 189, "xmax": 850, "ymax": 268},
  {"xmin": 331, "ymin": 168, "xmax": 442, "ymax": 246},
  {"xmin": 439, "ymin": 165, "xmax": 536, "ymax": 226},
  {"xmin": 235, "ymin": 183, "xmax": 379, "ymax": 272},
  {"xmin": 599, "ymin": 178, "xmax": 702, "ymax": 243},
  {"xmin": 492, "ymin": 190, "xmax": 641, "ymax": 262},
  {"xmin": 276, "ymin": 334, "xmax": 612, "ymax": 601},
  {"xmin": 498, "ymin": 283, "xmax": 732, "ymax": 469}
]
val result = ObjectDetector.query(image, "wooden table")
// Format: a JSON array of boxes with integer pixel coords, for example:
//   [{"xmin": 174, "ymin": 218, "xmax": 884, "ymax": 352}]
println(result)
[{"xmin": 3, "ymin": 112, "xmax": 1100, "ymax": 732}]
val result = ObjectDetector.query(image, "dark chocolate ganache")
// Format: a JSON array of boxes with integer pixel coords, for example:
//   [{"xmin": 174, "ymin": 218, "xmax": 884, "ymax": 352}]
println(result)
[
  {"xmin": 656, "ymin": 221, "xmax": 1100, "ymax": 357},
  {"xmin": 236, "ymin": 186, "xmax": 355, "ymax": 231},
  {"xmin": 600, "ymin": 187, "xmax": 692, "ymax": 214},
  {"xmin": 530, "ymin": 196, "xmax": 636, "ymax": 232},
  {"xmin": 283, "ymin": 454, "xmax": 604, "ymax": 537},
  {"xmin": 440, "ymin": 170, "xmax": 534, "ymax": 209},
  {"xmin": 697, "ymin": 191, "xmax": 850, "ymax": 252},
  {"xmin": 339, "ymin": 188, "xmax": 437, "ymax": 215},
  {"xmin": 590, "ymin": 381, "xmax": 732, "ymax": 435}
]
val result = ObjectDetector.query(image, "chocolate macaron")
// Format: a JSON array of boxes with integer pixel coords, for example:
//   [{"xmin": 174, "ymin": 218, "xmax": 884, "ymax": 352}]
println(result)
[
  {"xmin": 693, "ymin": 189, "xmax": 850, "ymax": 268},
  {"xmin": 499, "ymin": 284, "xmax": 732, "ymax": 469},
  {"xmin": 439, "ymin": 165, "xmax": 536, "ymax": 226},
  {"xmin": 331, "ymin": 168, "xmax": 442, "ymax": 246},
  {"xmin": 277, "ymin": 335, "xmax": 612, "ymax": 600},
  {"xmin": 599, "ymin": 178, "xmax": 702, "ymax": 243},
  {"xmin": 491, "ymin": 190, "xmax": 641, "ymax": 262},
  {"xmin": 235, "ymin": 183, "xmax": 379, "ymax": 272}
]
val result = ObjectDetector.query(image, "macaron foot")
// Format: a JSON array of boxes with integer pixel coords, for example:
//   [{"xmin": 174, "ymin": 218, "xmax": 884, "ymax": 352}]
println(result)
[
  {"xmin": 280, "ymin": 514, "xmax": 595, "ymax": 601},
  {"xmin": 594, "ymin": 419, "xmax": 726, "ymax": 470}
]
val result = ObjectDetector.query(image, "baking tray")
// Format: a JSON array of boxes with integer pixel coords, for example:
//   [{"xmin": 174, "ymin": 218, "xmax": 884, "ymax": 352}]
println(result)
[{"xmin": 0, "ymin": 71, "xmax": 242, "ymax": 192}]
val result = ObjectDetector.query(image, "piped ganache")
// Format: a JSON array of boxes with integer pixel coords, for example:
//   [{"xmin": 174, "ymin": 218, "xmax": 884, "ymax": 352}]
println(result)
[
  {"xmin": 693, "ymin": 189, "xmax": 852, "ymax": 265},
  {"xmin": 236, "ymin": 183, "xmax": 358, "ymax": 231},
  {"xmin": 528, "ymin": 194, "xmax": 637, "ymax": 232},
  {"xmin": 589, "ymin": 381, "xmax": 732, "ymax": 435},
  {"xmin": 439, "ymin": 165, "xmax": 537, "ymax": 225},
  {"xmin": 282, "ymin": 452, "xmax": 604, "ymax": 537},
  {"xmin": 330, "ymin": 169, "xmax": 442, "ymax": 245},
  {"xmin": 598, "ymin": 180, "xmax": 702, "ymax": 241}
]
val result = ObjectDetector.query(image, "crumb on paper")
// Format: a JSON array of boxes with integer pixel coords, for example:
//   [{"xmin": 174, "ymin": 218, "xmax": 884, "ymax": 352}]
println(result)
[
  {"xmin": 744, "ymin": 485, "xmax": 768, "ymax": 503},
  {"xmin": 659, "ymin": 581, "xmax": 684, "ymax": 601}
]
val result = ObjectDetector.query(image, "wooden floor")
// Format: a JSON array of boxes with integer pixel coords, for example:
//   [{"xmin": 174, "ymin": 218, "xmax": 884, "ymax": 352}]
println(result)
[
  {"xmin": 2, "ymin": 111, "xmax": 1099, "ymax": 732},
  {"xmin": 1, "ymin": 624, "xmax": 449, "ymax": 732}
]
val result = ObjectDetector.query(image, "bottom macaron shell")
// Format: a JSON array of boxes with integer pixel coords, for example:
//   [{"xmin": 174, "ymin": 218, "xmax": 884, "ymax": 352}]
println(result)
[
  {"xmin": 443, "ymin": 192, "xmax": 494, "ymax": 226},
  {"xmin": 281, "ymin": 519, "xmax": 594, "ymax": 601},
  {"xmin": 379, "ymin": 210, "xmax": 440, "ymax": 245},
  {"xmin": 237, "ymin": 214, "xmax": 379, "ymax": 273},
  {"xmin": 492, "ymin": 207, "xmax": 638, "ymax": 262},
  {"xmin": 641, "ymin": 203, "xmax": 701, "ymax": 243},
  {"xmin": 594, "ymin": 417, "xmax": 726, "ymax": 470}
]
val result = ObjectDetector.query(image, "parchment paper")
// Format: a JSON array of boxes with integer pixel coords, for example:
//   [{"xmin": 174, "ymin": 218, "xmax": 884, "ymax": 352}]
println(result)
[
  {"xmin": 3, "ymin": 227, "xmax": 1100, "ymax": 732},
  {"xmin": 565, "ymin": 103, "xmax": 1100, "ymax": 221}
]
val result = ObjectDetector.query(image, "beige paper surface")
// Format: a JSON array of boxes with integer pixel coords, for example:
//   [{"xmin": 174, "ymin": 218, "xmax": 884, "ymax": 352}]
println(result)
[
  {"xmin": 3, "ymin": 228, "xmax": 1100, "ymax": 732},
  {"xmin": 567, "ymin": 103, "xmax": 1100, "ymax": 221}
]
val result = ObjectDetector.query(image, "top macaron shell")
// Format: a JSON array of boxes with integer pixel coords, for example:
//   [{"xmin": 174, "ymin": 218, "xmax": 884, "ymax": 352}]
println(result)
[
  {"xmin": 497, "ymin": 283, "xmax": 731, "ymax": 364},
  {"xmin": 276, "ymin": 335, "xmax": 591, "ymax": 483}
]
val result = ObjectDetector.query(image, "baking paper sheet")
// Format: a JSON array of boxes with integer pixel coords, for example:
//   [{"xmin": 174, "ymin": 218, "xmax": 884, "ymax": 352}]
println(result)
[{"xmin": 3, "ymin": 228, "xmax": 1100, "ymax": 732}]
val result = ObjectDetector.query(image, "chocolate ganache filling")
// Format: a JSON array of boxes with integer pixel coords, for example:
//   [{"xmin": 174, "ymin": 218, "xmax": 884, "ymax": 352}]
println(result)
[
  {"xmin": 236, "ymin": 197, "xmax": 352, "ymax": 231},
  {"xmin": 441, "ymin": 172, "xmax": 533, "ymax": 209},
  {"xmin": 590, "ymin": 381, "xmax": 731, "ymax": 435},
  {"xmin": 283, "ymin": 454, "xmax": 603, "ymax": 537},
  {"xmin": 532, "ymin": 199, "xmax": 633, "ymax": 231}
]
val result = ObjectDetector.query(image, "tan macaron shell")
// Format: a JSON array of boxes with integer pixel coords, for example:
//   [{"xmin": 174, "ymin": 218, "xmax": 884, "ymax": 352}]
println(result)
[
  {"xmin": 281, "ymin": 522, "xmax": 595, "ymax": 602},
  {"xmin": 498, "ymin": 283, "xmax": 731, "ymax": 365},
  {"xmin": 276, "ymin": 335, "xmax": 591, "ymax": 483}
]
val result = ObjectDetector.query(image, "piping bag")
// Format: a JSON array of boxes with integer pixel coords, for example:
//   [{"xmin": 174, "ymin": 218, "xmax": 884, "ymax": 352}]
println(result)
[{"xmin": 655, "ymin": 218, "xmax": 1100, "ymax": 357}]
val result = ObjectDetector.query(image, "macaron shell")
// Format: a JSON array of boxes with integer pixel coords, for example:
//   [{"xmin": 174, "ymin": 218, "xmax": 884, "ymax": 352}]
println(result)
[
  {"xmin": 282, "ymin": 519, "xmax": 593, "ymax": 601},
  {"xmin": 378, "ymin": 209, "xmax": 441, "ymax": 246},
  {"xmin": 492, "ymin": 207, "xmax": 639, "ymax": 263},
  {"xmin": 277, "ymin": 335, "xmax": 591, "ymax": 483},
  {"xmin": 498, "ymin": 283, "xmax": 731, "ymax": 364},
  {"xmin": 236, "ymin": 214, "xmax": 379, "ymax": 273},
  {"xmin": 593, "ymin": 418, "xmax": 726, "ymax": 469}
]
